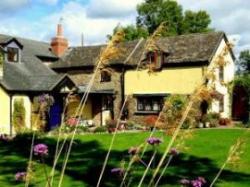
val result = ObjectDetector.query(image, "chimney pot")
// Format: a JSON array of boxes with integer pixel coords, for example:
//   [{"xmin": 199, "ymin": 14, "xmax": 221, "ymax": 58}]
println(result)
[{"xmin": 51, "ymin": 23, "xmax": 68, "ymax": 57}]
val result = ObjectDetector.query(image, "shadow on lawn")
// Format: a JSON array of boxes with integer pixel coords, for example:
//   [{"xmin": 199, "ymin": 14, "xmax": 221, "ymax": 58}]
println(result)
[{"xmin": 0, "ymin": 134, "xmax": 250, "ymax": 187}]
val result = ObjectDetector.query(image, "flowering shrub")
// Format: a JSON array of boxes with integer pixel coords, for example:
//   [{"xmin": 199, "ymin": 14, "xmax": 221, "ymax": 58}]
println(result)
[
  {"xmin": 33, "ymin": 144, "xmax": 48, "ymax": 157},
  {"xmin": 147, "ymin": 137, "xmax": 162, "ymax": 145},
  {"xmin": 38, "ymin": 94, "xmax": 54, "ymax": 105},
  {"xmin": 66, "ymin": 117, "xmax": 78, "ymax": 127},
  {"xmin": 144, "ymin": 115, "xmax": 158, "ymax": 127},
  {"xmin": 219, "ymin": 118, "xmax": 232, "ymax": 126},
  {"xmin": 15, "ymin": 172, "xmax": 26, "ymax": 182}
]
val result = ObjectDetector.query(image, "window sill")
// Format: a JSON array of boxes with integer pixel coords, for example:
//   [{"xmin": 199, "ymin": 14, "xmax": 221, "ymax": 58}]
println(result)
[{"xmin": 134, "ymin": 111, "xmax": 160, "ymax": 115}]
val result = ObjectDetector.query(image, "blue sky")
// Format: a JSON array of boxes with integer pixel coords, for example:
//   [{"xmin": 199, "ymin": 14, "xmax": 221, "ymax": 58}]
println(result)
[{"xmin": 0, "ymin": 0, "xmax": 250, "ymax": 54}]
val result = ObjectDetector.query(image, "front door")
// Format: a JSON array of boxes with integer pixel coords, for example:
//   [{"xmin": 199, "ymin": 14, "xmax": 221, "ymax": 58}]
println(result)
[
  {"xmin": 49, "ymin": 96, "xmax": 63, "ymax": 130},
  {"xmin": 232, "ymin": 86, "xmax": 249, "ymax": 122}
]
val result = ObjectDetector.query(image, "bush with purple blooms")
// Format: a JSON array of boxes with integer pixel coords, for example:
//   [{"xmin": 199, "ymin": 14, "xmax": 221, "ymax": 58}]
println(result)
[
  {"xmin": 15, "ymin": 172, "xmax": 26, "ymax": 182},
  {"xmin": 33, "ymin": 143, "xmax": 48, "ymax": 157},
  {"xmin": 180, "ymin": 177, "xmax": 207, "ymax": 187}
]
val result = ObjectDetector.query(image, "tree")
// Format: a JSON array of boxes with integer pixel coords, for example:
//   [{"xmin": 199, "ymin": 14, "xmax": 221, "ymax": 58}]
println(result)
[
  {"xmin": 234, "ymin": 50, "xmax": 250, "ymax": 93},
  {"xmin": 136, "ymin": 0, "xmax": 184, "ymax": 35},
  {"xmin": 136, "ymin": 0, "xmax": 212, "ymax": 36},
  {"xmin": 182, "ymin": 10, "xmax": 211, "ymax": 34},
  {"xmin": 108, "ymin": 25, "xmax": 149, "ymax": 42},
  {"xmin": 109, "ymin": 0, "xmax": 212, "ymax": 41},
  {"xmin": 237, "ymin": 50, "xmax": 250, "ymax": 74}
]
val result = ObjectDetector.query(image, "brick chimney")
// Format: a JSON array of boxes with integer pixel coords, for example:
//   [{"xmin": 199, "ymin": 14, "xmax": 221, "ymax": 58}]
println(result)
[{"xmin": 51, "ymin": 23, "xmax": 68, "ymax": 57}]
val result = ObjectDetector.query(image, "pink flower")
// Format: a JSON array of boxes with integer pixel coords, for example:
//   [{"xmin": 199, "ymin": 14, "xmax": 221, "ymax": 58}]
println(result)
[
  {"xmin": 33, "ymin": 143, "xmax": 48, "ymax": 157},
  {"xmin": 67, "ymin": 117, "xmax": 78, "ymax": 127},
  {"xmin": 15, "ymin": 172, "xmax": 26, "ymax": 182}
]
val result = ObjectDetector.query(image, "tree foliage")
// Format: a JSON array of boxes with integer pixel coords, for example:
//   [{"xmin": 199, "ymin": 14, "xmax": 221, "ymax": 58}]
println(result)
[
  {"xmin": 108, "ymin": 25, "xmax": 149, "ymax": 41},
  {"xmin": 109, "ymin": 0, "xmax": 212, "ymax": 41},
  {"xmin": 236, "ymin": 50, "xmax": 250, "ymax": 74}
]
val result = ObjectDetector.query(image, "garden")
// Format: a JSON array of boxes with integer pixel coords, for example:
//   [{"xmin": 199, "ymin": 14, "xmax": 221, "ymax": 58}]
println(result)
[{"xmin": 0, "ymin": 129, "xmax": 250, "ymax": 187}]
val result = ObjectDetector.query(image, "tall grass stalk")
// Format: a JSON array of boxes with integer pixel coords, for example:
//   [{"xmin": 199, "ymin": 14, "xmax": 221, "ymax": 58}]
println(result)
[{"xmin": 96, "ymin": 37, "xmax": 144, "ymax": 187}]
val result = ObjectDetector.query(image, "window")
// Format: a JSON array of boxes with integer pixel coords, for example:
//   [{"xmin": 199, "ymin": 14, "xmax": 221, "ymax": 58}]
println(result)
[
  {"xmin": 219, "ymin": 96, "xmax": 224, "ymax": 113},
  {"xmin": 102, "ymin": 95, "xmax": 113, "ymax": 110},
  {"xmin": 219, "ymin": 66, "xmax": 224, "ymax": 81},
  {"xmin": 147, "ymin": 51, "xmax": 163, "ymax": 70},
  {"xmin": 137, "ymin": 97, "xmax": 163, "ymax": 112},
  {"xmin": 7, "ymin": 47, "xmax": 19, "ymax": 62},
  {"xmin": 101, "ymin": 71, "xmax": 111, "ymax": 82}
]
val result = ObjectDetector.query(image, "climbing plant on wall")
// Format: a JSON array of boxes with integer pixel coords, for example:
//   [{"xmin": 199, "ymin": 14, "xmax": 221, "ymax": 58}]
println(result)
[{"xmin": 13, "ymin": 98, "xmax": 26, "ymax": 133}]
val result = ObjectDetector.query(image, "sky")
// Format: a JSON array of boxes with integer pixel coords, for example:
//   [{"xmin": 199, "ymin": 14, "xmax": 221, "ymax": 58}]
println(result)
[{"xmin": 0, "ymin": 0, "xmax": 249, "ymax": 55}]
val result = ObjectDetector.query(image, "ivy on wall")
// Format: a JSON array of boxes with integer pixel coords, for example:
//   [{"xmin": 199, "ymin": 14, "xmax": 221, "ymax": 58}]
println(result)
[
  {"xmin": 0, "ymin": 52, "xmax": 3, "ymax": 66},
  {"xmin": 13, "ymin": 98, "xmax": 26, "ymax": 133}
]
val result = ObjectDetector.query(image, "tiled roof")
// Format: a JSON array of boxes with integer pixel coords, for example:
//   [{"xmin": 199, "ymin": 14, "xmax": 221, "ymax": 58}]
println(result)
[
  {"xmin": 51, "ymin": 32, "xmax": 228, "ymax": 69},
  {"xmin": 0, "ymin": 34, "xmax": 73, "ymax": 92}
]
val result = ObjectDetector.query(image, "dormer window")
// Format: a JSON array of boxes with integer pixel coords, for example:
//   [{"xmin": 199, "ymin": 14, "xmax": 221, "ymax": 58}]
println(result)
[
  {"xmin": 101, "ymin": 70, "xmax": 111, "ymax": 82},
  {"xmin": 7, "ymin": 47, "xmax": 19, "ymax": 62},
  {"xmin": 147, "ymin": 51, "xmax": 163, "ymax": 70}
]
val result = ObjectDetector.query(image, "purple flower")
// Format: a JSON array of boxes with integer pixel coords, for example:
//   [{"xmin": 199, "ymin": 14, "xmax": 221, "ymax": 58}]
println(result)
[
  {"xmin": 197, "ymin": 177, "xmax": 206, "ymax": 184},
  {"xmin": 147, "ymin": 137, "xmax": 162, "ymax": 145},
  {"xmin": 38, "ymin": 94, "xmax": 47, "ymax": 103},
  {"xmin": 15, "ymin": 172, "xmax": 26, "ymax": 182},
  {"xmin": 180, "ymin": 178, "xmax": 190, "ymax": 186},
  {"xmin": 111, "ymin": 168, "xmax": 124, "ymax": 176},
  {"xmin": 128, "ymin": 147, "xmax": 139, "ymax": 155},
  {"xmin": 191, "ymin": 180, "xmax": 204, "ymax": 187},
  {"xmin": 33, "ymin": 144, "xmax": 48, "ymax": 157},
  {"xmin": 169, "ymin": 148, "xmax": 179, "ymax": 156}
]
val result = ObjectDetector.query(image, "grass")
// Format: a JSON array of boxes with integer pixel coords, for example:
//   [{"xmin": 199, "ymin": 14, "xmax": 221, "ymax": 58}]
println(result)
[{"xmin": 0, "ymin": 129, "xmax": 250, "ymax": 187}]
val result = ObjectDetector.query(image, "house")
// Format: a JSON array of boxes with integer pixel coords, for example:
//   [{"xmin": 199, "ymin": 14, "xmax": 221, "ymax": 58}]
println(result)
[
  {"xmin": 51, "ymin": 26, "xmax": 235, "ymax": 125},
  {"xmin": 0, "ymin": 23, "xmax": 235, "ymax": 134},
  {"xmin": 0, "ymin": 31, "xmax": 75, "ymax": 135}
]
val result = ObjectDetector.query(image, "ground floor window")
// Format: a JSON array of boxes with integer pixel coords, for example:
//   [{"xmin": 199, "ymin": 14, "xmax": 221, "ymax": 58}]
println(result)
[{"xmin": 137, "ymin": 96, "xmax": 164, "ymax": 112}]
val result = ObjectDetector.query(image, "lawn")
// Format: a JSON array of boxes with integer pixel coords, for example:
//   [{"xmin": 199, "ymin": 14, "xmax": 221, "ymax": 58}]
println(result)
[{"xmin": 0, "ymin": 129, "xmax": 250, "ymax": 187}]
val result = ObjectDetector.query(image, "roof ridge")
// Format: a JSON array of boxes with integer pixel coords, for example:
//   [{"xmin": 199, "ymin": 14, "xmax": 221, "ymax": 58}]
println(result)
[{"xmin": 0, "ymin": 33, "xmax": 50, "ymax": 45}]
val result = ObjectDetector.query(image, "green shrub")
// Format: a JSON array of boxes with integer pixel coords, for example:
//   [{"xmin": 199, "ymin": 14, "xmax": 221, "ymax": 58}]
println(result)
[{"xmin": 94, "ymin": 126, "xmax": 107, "ymax": 133}]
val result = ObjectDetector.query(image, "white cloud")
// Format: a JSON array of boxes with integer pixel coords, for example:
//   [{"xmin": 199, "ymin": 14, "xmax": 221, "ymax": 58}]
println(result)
[
  {"xmin": 0, "ymin": 0, "xmax": 28, "ymax": 11},
  {"xmin": 0, "ymin": 0, "xmax": 250, "ymax": 55},
  {"xmin": 7, "ymin": 1, "xmax": 137, "ymax": 46},
  {"xmin": 86, "ymin": 0, "xmax": 143, "ymax": 18},
  {"xmin": 177, "ymin": 0, "xmax": 250, "ymax": 53}
]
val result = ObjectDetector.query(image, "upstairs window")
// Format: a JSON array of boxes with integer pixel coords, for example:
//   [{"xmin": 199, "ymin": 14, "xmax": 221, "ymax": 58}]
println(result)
[
  {"xmin": 219, "ymin": 66, "xmax": 224, "ymax": 81},
  {"xmin": 147, "ymin": 51, "xmax": 163, "ymax": 70},
  {"xmin": 101, "ymin": 70, "xmax": 111, "ymax": 82},
  {"xmin": 7, "ymin": 47, "xmax": 19, "ymax": 62}
]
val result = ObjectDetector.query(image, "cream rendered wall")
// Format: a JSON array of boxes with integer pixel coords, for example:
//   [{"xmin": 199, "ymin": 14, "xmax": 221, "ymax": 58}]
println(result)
[
  {"xmin": 0, "ymin": 87, "xmax": 10, "ymax": 134},
  {"xmin": 125, "ymin": 67, "xmax": 203, "ymax": 95},
  {"xmin": 12, "ymin": 95, "xmax": 32, "ymax": 130},
  {"xmin": 208, "ymin": 39, "xmax": 235, "ymax": 118}
]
